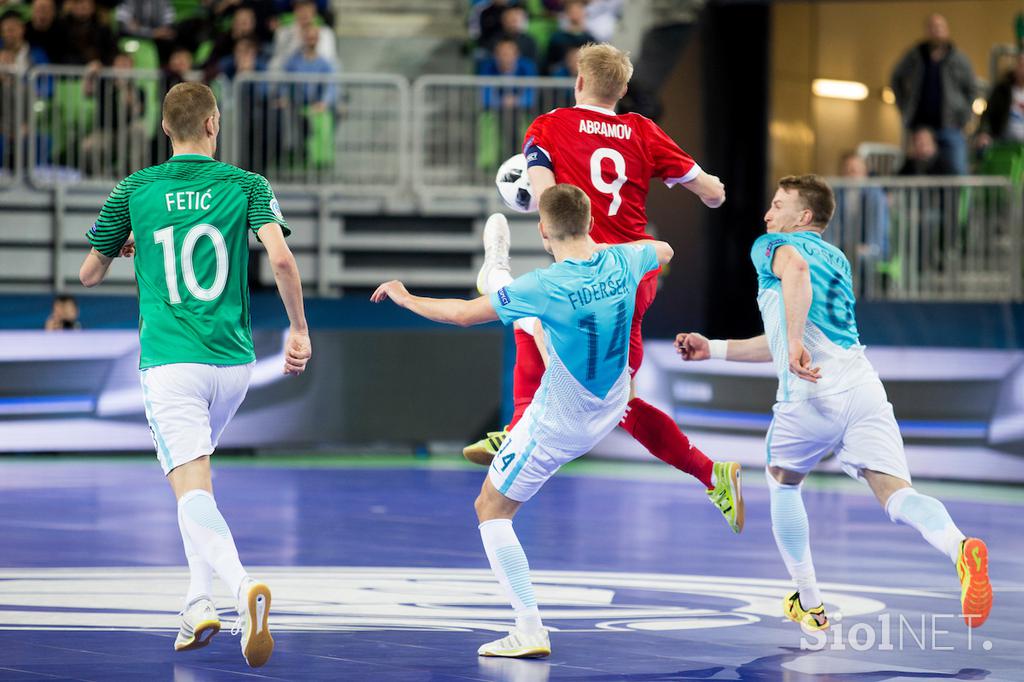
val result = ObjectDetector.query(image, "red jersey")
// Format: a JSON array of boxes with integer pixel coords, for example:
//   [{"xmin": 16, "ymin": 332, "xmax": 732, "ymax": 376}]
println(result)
[{"xmin": 522, "ymin": 104, "xmax": 700, "ymax": 244}]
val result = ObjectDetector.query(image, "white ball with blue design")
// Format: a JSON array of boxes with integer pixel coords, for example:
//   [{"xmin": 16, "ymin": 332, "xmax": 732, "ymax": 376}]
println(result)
[{"xmin": 495, "ymin": 154, "xmax": 538, "ymax": 213}]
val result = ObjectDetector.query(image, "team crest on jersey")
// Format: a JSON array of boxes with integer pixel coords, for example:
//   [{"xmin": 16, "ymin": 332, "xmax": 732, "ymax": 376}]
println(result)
[
  {"xmin": 270, "ymin": 198, "xmax": 283, "ymax": 220},
  {"xmin": 766, "ymin": 239, "xmax": 784, "ymax": 257},
  {"xmin": 497, "ymin": 287, "xmax": 511, "ymax": 305}
]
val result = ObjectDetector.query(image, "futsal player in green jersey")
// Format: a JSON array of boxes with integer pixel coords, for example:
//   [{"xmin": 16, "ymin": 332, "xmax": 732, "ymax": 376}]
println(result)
[{"xmin": 79, "ymin": 82, "xmax": 311, "ymax": 668}]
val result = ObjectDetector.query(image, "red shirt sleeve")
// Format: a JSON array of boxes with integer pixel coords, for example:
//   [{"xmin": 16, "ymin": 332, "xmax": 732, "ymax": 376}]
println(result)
[
  {"xmin": 642, "ymin": 117, "xmax": 700, "ymax": 186},
  {"xmin": 522, "ymin": 115, "xmax": 554, "ymax": 170}
]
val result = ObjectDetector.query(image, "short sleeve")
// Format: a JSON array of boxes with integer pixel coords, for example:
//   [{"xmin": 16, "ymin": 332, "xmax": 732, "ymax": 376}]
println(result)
[
  {"xmin": 614, "ymin": 243, "xmax": 659, "ymax": 285},
  {"xmin": 641, "ymin": 118, "xmax": 700, "ymax": 186},
  {"xmin": 246, "ymin": 173, "xmax": 291, "ymax": 237},
  {"xmin": 489, "ymin": 270, "xmax": 550, "ymax": 326},
  {"xmin": 751, "ymin": 234, "xmax": 791, "ymax": 280},
  {"xmin": 87, "ymin": 179, "xmax": 133, "ymax": 258},
  {"xmin": 522, "ymin": 116, "xmax": 553, "ymax": 171}
]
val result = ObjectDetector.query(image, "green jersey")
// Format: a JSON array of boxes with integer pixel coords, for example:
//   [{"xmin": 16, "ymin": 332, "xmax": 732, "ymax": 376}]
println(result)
[{"xmin": 87, "ymin": 154, "xmax": 289, "ymax": 369}]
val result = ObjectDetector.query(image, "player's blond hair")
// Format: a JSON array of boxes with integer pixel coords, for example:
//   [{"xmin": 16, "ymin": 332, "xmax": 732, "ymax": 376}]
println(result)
[
  {"xmin": 778, "ymin": 175, "xmax": 836, "ymax": 227},
  {"xmin": 539, "ymin": 184, "xmax": 591, "ymax": 240},
  {"xmin": 577, "ymin": 43, "xmax": 633, "ymax": 102},
  {"xmin": 163, "ymin": 82, "xmax": 217, "ymax": 142}
]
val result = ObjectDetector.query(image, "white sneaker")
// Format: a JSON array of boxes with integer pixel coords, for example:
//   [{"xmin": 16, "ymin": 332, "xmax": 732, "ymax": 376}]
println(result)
[
  {"xmin": 231, "ymin": 579, "xmax": 274, "ymax": 668},
  {"xmin": 477, "ymin": 628, "xmax": 550, "ymax": 658},
  {"xmin": 476, "ymin": 213, "xmax": 511, "ymax": 295},
  {"xmin": 174, "ymin": 595, "xmax": 221, "ymax": 652}
]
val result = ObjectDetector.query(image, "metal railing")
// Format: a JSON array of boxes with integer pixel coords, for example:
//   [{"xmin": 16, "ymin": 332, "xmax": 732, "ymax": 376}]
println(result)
[
  {"xmin": 0, "ymin": 65, "xmax": 25, "ymax": 187},
  {"xmin": 827, "ymin": 176, "xmax": 1024, "ymax": 302},
  {"xmin": 413, "ymin": 75, "xmax": 575, "ymax": 199},
  {"xmin": 228, "ymin": 72, "xmax": 409, "ymax": 193}
]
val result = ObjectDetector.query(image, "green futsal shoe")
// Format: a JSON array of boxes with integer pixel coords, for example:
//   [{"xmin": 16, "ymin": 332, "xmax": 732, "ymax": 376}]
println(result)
[{"xmin": 707, "ymin": 461, "xmax": 745, "ymax": 533}]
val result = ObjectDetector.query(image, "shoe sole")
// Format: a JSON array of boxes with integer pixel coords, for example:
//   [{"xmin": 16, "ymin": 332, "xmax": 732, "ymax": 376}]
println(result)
[
  {"xmin": 174, "ymin": 620, "xmax": 221, "ymax": 652},
  {"xmin": 961, "ymin": 538, "xmax": 992, "ymax": 628},
  {"xmin": 243, "ymin": 583, "xmax": 274, "ymax": 668},
  {"xmin": 462, "ymin": 447, "xmax": 496, "ymax": 467},
  {"xmin": 725, "ymin": 462, "xmax": 745, "ymax": 534},
  {"xmin": 479, "ymin": 647, "xmax": 551, "ymax": 659}
]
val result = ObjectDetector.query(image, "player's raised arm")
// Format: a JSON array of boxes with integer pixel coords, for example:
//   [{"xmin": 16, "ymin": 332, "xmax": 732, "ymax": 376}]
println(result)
[
  {"xmin": 371, "ymin": 281, "xmax": 499, "ymax": 327},
  {"xmin": 772, "ymin": 245, "xmax": 820, "ymax": 383},
  {"xmin": 675, "ymin": 332, "xmax": 772, "ymax": 362},
  {"xmin": 258, "ymin": 222, "xmax": 311, "ymax": 375},
  {"xmin": 682, "ymin": 171, "xmax": 726, "ymax": 209}
]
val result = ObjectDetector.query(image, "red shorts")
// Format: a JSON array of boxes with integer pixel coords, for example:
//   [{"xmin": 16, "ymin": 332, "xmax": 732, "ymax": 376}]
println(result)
[{"xmin": 628, "ymin": 271, "xmax": 659, "ymax": 375}]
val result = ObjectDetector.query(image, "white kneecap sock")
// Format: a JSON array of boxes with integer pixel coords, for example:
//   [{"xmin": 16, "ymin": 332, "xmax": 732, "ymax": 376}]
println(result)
[
  {"xmin": 178, "ymin": 489, "xmax": 249, "ymax": 610},
  {"xmin": 479, "ymin": 518, "xmax": 543, "ymax": 633},
  {"xmin": 766, "ymin": 470, "xmax": 822, "ymax": 608},
  {"xmin": 177, "ymin": 505, "xmax": 214, "ymax": 604},
  {"xmin": 885, "ymin": 487, "xmax": 965, "ymax": 564}
]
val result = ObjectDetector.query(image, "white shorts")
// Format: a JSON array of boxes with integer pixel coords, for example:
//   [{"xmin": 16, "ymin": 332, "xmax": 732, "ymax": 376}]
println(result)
[
  {"xmin": 488, "ymin": 399, "xmax": 625, "ymax": 503},
  {"xmin": 765, "ymin": 379, "xmax": 911, "ymax": 484},
  {"xmin": 140, "ymin": 362, "xmax": 254, "ymax": 475}
]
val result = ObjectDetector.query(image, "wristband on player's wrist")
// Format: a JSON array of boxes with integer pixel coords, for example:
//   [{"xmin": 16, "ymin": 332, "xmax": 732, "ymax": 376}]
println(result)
[{"xmin": 709, "ymin": 339, "xmax": 728, "ymax": 360}]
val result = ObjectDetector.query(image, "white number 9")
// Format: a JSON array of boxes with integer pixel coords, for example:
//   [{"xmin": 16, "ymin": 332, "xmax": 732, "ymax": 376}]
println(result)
[{"xmin": 589, "ymin": 148, "xmax": 628, "ymax": 217}]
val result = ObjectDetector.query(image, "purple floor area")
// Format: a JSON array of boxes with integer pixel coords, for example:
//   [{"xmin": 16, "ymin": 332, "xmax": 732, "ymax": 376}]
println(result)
[{"xmin": 0, "ymin": 460, "xmax": 1020, "ymax": 681}]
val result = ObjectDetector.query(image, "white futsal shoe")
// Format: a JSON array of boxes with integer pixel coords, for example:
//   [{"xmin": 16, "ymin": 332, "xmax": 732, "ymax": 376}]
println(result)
[
  {"xmin": 232, "ymin": 578, "xmax": 274, "ymax": 668},
  {"xmin": 478, "ymin": 628, "xmax": 551, "ymax": 658},
  {"xmin": 476, "ymin": 213, "xmax": 512, "ymax": 295},
  {"xmin": 174, "ymin": 595, "xmax": 221, "ymax": 652}
]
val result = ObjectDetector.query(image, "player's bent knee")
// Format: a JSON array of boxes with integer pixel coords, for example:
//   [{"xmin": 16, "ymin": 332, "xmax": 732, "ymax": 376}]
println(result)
[{"xmin": 767, "ymin": 465, "xmax": 805, "ymax": 486}]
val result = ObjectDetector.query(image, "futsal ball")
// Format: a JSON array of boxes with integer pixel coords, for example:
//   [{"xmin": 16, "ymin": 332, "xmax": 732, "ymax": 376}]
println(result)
[{"xmin": 495, "ymin": 154, "xmax": 537, "ymax": 213}]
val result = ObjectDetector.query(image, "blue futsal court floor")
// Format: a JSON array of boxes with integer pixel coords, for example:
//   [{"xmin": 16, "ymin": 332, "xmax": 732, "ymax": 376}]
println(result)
[{"xmin": 1, "ymin": 456, "xmax": 1021, "ymax": 681}]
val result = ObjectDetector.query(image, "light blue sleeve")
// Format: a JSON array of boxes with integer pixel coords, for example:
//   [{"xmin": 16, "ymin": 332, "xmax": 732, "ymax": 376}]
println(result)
[
  {"xmin": 612, "ymin": 243, "xmax": 659, "ymax": 286},
  {"xmin": 489, "ymin": 271, "xmax": 550, "ymax": 326},
  {"xmin": 750, "ymin": 234, "xmax": 792, "ymax": 280}
]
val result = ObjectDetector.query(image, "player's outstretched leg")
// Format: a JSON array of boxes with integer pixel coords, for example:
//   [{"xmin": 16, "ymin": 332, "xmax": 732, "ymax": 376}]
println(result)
[
  {"xmin": 766, "ymin": 468, "xmax": 828, "ymax": 631},
  {"xmin": 620, "ymin": 397, "xmax": 744, "ymax": 532},
  {"xmin": 173, "ymin": 461, "xmax": 274, "ymax": 668},
  {"xmin": 465, "ymin": 214, "xmax": 544, "ymax": 465},
  {"xmin": 475, "ymin": 480, "xmax": 550, "ymax": 659},
  {"xmin": 877, "ymin": 475, "xmax": 992, "ymax": 627}
]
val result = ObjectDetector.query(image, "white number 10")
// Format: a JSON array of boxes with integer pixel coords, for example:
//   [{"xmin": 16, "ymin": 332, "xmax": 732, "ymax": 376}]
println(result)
[
  {"xmin": 154, "ymin": 224, "xmax": 228, "ymax": 304},
  {"xmin": 589, "ymin": 148, "xmax": 628, "ymax": 216}
]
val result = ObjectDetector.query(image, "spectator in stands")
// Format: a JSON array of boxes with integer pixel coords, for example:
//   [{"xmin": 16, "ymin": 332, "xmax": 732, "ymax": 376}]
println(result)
[
  {"xmin": 25, "ymin": 0, "xmax": 65, "ymax": 63},
  {"xmin": 269, "ymin": 0, "xmax": 336, "ymax": 72},
  {"xmin": 151, "ymin": 45, "xmax": 193, "ymax": 163},
  {"xmin": 470, "ymin": 0, "xmax": 516, "ymax": 47},
  {"xmin": 584, "ymin": 0, "xmax": 622, "ymax": 43},
  {"xmin": 977, "ymin": 52, "xmax": 1024, "ymax": 149},
  {"xmin": 116, "ymin": 0, "xmax": 176, "ymax": 62},
  {"xmin": 836, "ymin": 151, "xmax": 891, "ymax": 292},
  {"xmin": 484, "ymin": 5, "xmax": 538, "ymax": 66},
  {"xmin": 203, "ymin": 5, "xmax": 260, "ymax": 79},
  {"xmin": 899, "ymin": 127, "xmax": 954, "ymax": 176},
  {"xmin": 480, "ymin": 36, "xmax": 537, "ymax": 109},
  {"xmin": 1, "ymin": 9, "xmax": 50, "ymax": 70},
  {"xmin": 59, "ymin": 0, "xmax": 118, "ymax": 67},
  {"xmin": 219, "ymin": 34, "xmax": 267, "ymax": 80},
  {"xmin": 891, "ymin": 14, "xmax": 976, "ymax": 175},
  {"xmin": 278, "ymin": 22, "xmax": 337, "ymax": 171},
  {"xmin": 550, "ymin": 44, "xmax": 579, "ymax": 77},
  {"xmin": 206, "ymin": 0, "xmax": 276, "ymax": 44},
  {"xmin": 82, "ymin": 51, "xmax": 148, "ymax": 175},
  {"xmin": 226, "ymin": 38, "xmax": 271, "ymax": 173},
  {"xmin": 544, "ymin": 0, "xmax": 592, "ymax": 74},
  {"xmin": 45, "ymin": 294, "xmax": 81, "ymax": 331}
]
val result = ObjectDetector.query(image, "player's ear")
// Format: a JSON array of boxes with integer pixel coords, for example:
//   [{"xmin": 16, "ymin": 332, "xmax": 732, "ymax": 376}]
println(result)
[{"xmin": 161, "ymin": 119, "xmax": 171, "ymax": 138}]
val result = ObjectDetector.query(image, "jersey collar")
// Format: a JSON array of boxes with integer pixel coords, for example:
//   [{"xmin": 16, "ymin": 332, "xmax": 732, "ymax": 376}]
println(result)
[
  {"xmin": 169, "ymin": 154, "xmax": 215, "ymax": 162},
  {"xmin": 574, "ymin": 103, "xmax": 616, "ymax": 116}
]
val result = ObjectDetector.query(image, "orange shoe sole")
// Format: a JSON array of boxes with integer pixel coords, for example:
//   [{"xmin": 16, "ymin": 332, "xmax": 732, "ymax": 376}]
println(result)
[{"xmin": 960, "ymin": 538, "xmax": 993, "ymax": 628}]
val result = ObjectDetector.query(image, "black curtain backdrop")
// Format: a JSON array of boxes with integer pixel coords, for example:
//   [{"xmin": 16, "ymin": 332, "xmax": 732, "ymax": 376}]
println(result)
[{"xmin": 702, "ymin": 0, "xmax": 772, "ymax": 340}]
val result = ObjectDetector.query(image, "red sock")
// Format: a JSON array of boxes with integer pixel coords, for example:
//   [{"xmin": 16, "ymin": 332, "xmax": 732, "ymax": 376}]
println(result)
[
  {"xmin": 620, "ymin": 398, "xmax": 714, "ymax": 488},
  {"xmin": 508, "ymin": 328, "xmax": 545, "ymax": 430}
]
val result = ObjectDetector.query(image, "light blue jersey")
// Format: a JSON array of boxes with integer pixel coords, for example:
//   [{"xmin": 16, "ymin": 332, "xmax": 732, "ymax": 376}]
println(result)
[
  {"xmin": 751, "ymin": 231, "xmax": 877, "ymax": 402},
  {"xmin": 492, "ymin": 243, "xmax": 659, "ymax": 400}
]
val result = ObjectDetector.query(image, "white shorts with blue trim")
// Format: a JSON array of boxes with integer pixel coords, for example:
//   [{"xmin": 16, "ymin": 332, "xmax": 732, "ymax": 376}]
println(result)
[
  {"xmin": 765, "ymin": 379, "xmax": 911, "ymax": 483},
  {"xmin": 488, "ymin": 397, "xmax": 627, "ymax": 503},
  {"xmin": 140, "ymin": 362, "xmax": 254, "ymax": 475}
]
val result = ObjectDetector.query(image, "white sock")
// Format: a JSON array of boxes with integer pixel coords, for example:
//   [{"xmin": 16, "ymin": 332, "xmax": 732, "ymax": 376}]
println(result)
[
  {"xmin": 766, "ymin": 471, "xmax": 823, "ymax": 608},
  {"xmin": 479, "ymin": 519, "xmax": 543, "ymax": 633},
  {"xmin": 886, "ymin": 487, "xmax": 965, "ymax": 564},
  {"xmin": 177, "ymin": 505, "xmax": 214, "ymax": 604},
  {"xmin": 178, "ymin": 489, "xmax": 249, "ymax": 611}
]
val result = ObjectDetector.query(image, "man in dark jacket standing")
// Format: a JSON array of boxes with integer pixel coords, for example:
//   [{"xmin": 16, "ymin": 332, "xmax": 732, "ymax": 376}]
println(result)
[
  {"xmin": 977, "ymin": 52, "xmax": 1024, "ymax": 148},
  {"xmin": 891, "ymin": 14, "xmax": 976, "ymax": 175}
]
